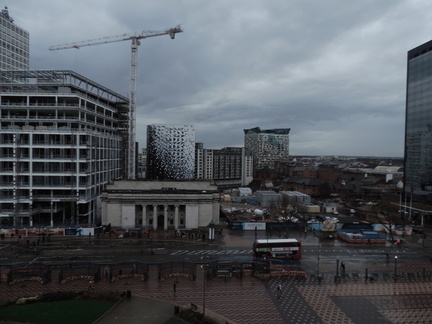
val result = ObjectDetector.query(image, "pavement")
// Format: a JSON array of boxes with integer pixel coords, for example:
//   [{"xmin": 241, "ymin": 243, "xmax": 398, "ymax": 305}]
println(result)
[{"xmin": 2, "ymin": 225, "xmax": 432, "ymax": 324}]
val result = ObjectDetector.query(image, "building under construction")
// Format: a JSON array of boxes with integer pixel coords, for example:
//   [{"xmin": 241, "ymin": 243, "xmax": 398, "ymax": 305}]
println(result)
[{"xmin": 0, "ymin": 70, "xmax": 129, "ymax": 227}]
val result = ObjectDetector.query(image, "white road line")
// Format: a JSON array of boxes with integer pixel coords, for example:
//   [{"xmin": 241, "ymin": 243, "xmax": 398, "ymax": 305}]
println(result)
[
  {"xmin": 26, "ymin": 257, "xmax": 39, "ymax": 267},
  {"xmin": 170, "ymin": 249, "xmax": 252, "ymax": 256}
]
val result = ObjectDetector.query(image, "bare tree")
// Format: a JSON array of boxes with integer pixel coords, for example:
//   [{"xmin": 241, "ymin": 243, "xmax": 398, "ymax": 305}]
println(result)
[{"xmin": 268, "ymin": 195, "xmax": 290, "ymax": 220}]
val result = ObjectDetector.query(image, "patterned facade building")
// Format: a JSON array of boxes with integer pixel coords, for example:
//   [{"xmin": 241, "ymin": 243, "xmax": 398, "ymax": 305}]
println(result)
[
  {"xmin": 405, "ymin": 40, "xmax": 432, "ymax": 201},
  {"xmin": 147, "ymin": 124, "xmax": 195, "ymax": 180},
  {"xmin": 244, "ymin": 127, "xmax": 290, "ymax": 170}
]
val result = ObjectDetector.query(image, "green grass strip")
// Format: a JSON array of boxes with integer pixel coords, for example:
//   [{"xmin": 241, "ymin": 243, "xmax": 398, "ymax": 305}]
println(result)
[{"xmin": 0, "ymin": 299, "xmax": 114, "ymax": 324}]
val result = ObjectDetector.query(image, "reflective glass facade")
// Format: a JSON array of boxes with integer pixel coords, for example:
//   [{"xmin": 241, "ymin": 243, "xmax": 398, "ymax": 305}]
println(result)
[{"xmin": 404, "ymin": 40, "xmax": 432, "ymax": 200}]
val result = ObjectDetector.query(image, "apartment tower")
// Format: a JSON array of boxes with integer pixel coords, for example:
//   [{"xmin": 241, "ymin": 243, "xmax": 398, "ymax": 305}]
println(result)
[{"xmin": 244, "ymin": 127, "xmax": 290, "ymax": 171}]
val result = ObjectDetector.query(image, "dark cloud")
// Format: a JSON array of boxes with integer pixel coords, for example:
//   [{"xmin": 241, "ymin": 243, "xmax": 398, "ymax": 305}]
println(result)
[{"xmin": 9, "ymin": 0, "xmax": 432, "ymax": 157}]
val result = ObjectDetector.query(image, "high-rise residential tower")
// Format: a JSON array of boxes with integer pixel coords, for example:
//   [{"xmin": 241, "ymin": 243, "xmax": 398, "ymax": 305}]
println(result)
[
  {"xmin": 194, "ymin": 143, "xmax": 253, "ymax": 187},
  {"xmin": 404, "ymin": 40, "xmax": 432, "ymax": 202},
  {"xmin": 147, "ymin": 124, "xmax": 195, "ymax": 180},
  {"xmin": 0, "ymin": 7, "xmax": 29, "ymax": 71},
  {"xmin": 244, "ymin": 127, "xmax": 290, "ymax": 171},
  {"xmin": 0, "ymin": 70, "xmax": 128, "ymax": 227}
]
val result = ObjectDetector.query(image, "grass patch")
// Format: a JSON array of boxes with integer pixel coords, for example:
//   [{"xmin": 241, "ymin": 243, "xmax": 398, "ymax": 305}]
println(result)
[
  {"xmin": 0, "ymin": 299, "xmax": 114, "ymax": 324},
  {"xmin": 0, "ymin": 291, "xmax": 120, "ymax": 324}
]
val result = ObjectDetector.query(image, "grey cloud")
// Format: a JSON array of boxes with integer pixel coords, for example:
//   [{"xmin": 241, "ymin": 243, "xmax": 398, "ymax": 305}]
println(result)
[{"xmin": 9, "ymin": 0, "xmax": 432, "ymax": 157}]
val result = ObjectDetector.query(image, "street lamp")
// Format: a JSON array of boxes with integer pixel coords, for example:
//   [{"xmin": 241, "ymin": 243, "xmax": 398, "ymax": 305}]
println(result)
[
  {"xmin": 315, "ymin": 221, "xmax": 321, "ymax": 282},
  {"xmin": 394, "ymin": 256, "xmax": 398, "ymax": 280},
  {"xmin": 201, "ymin": 256, "xmax": 210, "ymax": 317}
]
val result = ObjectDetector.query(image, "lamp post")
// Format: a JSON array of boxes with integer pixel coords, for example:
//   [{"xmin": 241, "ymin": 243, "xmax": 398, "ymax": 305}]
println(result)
[
  {"xmin": 336, "ymin": 258, "xmax": 339, "ymax": 277},
  {"xmin": 394, "ymin": 256, "xmax": 398, "ymax": 281},
  {"xmin": 316, "ymin": 221, "xmax": 321, "ymax": 282},
  {"xmin": 201, "ymin": 256, "xmax": 210, "ymax": 317}
]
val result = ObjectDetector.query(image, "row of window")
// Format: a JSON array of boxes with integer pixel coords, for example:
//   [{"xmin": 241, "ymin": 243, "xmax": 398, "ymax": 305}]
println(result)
[
  {"xmin": 0, "ymin": 19, "xmax": 29, "ymax": 37},
  {"xmin": 0, "ymin": 133, "xmax": 121, "ymax": 147},
  {"xmin": 0, "ymin": 173, "xmax": 120, "ymax": 187}
]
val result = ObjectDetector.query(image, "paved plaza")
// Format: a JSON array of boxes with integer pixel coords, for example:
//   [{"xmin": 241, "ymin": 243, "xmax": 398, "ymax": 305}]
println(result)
[{"xmin": 1, "ymin": 230, "xmax": 432, "ymax": 323}]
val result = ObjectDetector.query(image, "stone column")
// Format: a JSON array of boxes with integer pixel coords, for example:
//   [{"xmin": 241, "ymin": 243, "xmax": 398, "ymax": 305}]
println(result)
[
  {"xmin": 142, "ymin": 205, "xmax": 147, "ymax": 226},
  {"xmin": 174, "ymin": 205, "xmax": 179, "ymax": 229},
  {"xmin": 50, "ymin": 201, "xmax": 54, "ymax": 227},
  {"xmin": 152, "ymin": 205, "xmax": 157, "ymax": 230},
  {"xmin": 164, "ymin": 205, "xmax": 168, "ymax": 230}
]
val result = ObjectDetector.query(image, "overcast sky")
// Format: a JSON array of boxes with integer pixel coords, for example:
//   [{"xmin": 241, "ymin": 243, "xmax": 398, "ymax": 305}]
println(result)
[{"xmin": 8, "ymin": 0, "xmax": 432, "ymax": 157}]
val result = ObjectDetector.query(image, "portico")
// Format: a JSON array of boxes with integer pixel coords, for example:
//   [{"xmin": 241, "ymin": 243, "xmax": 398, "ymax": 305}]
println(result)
[{"xmin": 101, "ymin": 180, "xmax": 220, "ymax": 230}]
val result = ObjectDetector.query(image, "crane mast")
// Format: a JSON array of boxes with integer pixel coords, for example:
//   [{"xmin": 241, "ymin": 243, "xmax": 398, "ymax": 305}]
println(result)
[{"xmin": 50, "ymin": 26, "xmax": 182, "ymax": 180}]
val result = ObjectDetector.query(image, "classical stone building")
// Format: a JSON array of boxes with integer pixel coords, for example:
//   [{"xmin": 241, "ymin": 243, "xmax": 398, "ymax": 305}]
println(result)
[{"xmin": 101, "ymin": 180, "xmax": 220, "ymax": 230}]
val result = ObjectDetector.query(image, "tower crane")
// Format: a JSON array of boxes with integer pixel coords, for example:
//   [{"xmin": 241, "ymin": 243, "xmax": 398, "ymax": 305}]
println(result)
[{"xmin": 49, "ymin": 25, "xmax": 183, "ymax": 180}]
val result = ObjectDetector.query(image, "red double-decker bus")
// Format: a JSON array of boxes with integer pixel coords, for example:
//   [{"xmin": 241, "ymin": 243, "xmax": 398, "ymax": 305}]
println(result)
[{"xmin": 253, "ymin": 239, "xmax": 302, "ymax": 260}]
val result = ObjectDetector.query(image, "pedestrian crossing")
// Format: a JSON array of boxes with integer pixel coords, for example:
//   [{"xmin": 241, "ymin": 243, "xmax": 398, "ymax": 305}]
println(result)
[
  {"xmin": 170, "ymin": 249, "xmax": 253, "ymax": 256},
  {"xmin": 170, "ymin": 247, "xmax": 417, "ymax": 256}
]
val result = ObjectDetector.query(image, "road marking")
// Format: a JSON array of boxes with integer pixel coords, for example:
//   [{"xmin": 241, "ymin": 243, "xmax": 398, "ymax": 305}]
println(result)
[
  {"xmin": 26, "ymin": 257, "xmax": 39, "ymax": 267},
  {"xmin": 170, "ymin": 249, "xmax": 252, "ymax": 256}
]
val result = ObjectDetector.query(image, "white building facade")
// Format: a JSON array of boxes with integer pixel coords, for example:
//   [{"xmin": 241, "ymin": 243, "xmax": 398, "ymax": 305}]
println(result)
[
  {"xmin": 101, "ymin": 180, "xmax": 220, "ymax": 230},
  {"xmin": 195, "ymin": 144, "xmax": 252, "ymax": 187},
  {"xmin": 0, "ymin": 70, "xmax": 128, "ymax": 227},
  {"xmin": 0, "ymin": 7, "xmax": 29, "ymax": 71}
]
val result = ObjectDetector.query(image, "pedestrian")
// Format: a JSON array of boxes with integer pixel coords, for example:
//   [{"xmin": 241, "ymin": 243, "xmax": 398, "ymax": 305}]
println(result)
[
  {"xmin": 88, "ymin": 280, "xmax": 94, "ymax": 291},
  {"xmin": 173, "ymin": 282, "xmax": 177, "ymax": 293},
  {"xmin": 340, "ymin": 262, "xmax": 345, "ymax": 274},
  {"xmin": 277, "ymin": 284, "xmax": 282, "ymax": 294}
]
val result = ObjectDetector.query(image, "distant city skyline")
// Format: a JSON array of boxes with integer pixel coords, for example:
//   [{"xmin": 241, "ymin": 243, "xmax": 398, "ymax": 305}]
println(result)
[{"xmin": 9, "ymin": 1, "xmax": 432, "ymax": 157}]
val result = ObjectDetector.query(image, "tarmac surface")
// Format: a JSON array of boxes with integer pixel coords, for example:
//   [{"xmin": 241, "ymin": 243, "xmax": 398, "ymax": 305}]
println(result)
[{"xmin": 1, "ymin": 225, "xmax": 432, "ymax": 324}]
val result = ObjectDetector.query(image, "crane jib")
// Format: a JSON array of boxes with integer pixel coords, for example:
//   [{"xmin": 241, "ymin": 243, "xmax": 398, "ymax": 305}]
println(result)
[{"xmin": 48, "ymin": 25, "xmax": 183, "ymax": 180}]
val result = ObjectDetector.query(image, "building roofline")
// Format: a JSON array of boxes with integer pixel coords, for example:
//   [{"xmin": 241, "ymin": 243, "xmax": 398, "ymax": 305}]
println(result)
[{"xmin": 0, "ymin": 70, "xmax": 129, "ymax": 103}]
